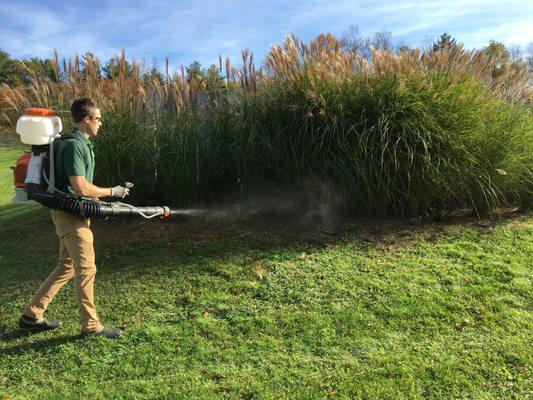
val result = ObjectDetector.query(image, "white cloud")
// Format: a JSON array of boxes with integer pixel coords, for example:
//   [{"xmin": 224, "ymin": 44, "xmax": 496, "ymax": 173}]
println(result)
[
  {"xmin": 1, "ymin": 0, "xmax": 532, "ymax": 68},
  {"xmin": 461, "ymin": 20, "xmax": 533, "ymax": 48}
]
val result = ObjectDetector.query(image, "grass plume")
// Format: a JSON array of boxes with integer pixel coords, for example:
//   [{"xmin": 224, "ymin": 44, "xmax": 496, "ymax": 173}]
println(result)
[{"xmin": 1, "ymin": 34, "xmax": 531, "ymax": 216}]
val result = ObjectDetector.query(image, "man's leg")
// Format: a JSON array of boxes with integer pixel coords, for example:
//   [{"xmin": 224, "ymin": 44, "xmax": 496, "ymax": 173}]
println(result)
[
  {"xmin": 23, "ymin": 238, "xmax": 75, "ymax": 320},
  {"xmin": 56, "ymin": 213, "xmax": 103, "ymax": 333}
]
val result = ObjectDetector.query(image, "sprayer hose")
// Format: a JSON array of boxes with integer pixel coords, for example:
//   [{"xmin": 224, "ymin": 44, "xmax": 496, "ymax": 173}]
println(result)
[{"xmin": 26, "ymin": 187, "xmax": 172, "ymax": 219}]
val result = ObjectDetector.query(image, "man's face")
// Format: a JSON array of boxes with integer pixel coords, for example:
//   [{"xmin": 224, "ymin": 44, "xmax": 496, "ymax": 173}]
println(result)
[{"xmin": 85, "ymin": 108, "xmax": 102, "ymax": 137}]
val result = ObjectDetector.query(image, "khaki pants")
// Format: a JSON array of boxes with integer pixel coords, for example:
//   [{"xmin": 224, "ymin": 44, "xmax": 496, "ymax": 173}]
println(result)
[{"xmin": 24, "ymin": 210, "xmax": 103, "ymax": 332}]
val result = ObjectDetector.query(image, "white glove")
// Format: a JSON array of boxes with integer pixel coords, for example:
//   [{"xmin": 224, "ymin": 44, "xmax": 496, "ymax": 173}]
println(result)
[{"xmin": 111, "ymin": 185, "xmax": 130, "ymax": 198}]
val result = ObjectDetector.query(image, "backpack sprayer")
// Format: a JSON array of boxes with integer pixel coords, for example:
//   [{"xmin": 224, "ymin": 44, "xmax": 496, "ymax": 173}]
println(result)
[{"xmin": 12, "ymin": 108, "xmax": 179, "ymax": 219}]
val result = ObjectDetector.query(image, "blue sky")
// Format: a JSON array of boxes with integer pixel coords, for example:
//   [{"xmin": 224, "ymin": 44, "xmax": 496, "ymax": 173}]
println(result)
[{"xmin": 1, "ymin": 0, "xmax": 532, "ymax": 71}]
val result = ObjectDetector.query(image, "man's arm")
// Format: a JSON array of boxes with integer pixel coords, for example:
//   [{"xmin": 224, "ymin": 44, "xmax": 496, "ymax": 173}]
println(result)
[
  {"xmin": 69, "ymin": 176, "xmax": 130, "ymax": 198},
  {"xmin": 69, "ymin": 175, "xmax": 112, "ymax": 198}
]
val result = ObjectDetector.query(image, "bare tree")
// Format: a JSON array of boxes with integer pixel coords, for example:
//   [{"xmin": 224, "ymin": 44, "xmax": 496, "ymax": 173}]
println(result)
[
  {"xmin": 420, "ymin": 36, "xmax": 435, "ymax": 52},
  {"xmin": 371, "ymin": 30, "xmax": 393, "ymax": 51},
  {"xmin": 507, "ymin": 44, "xmax": 522, "ymax": 60},
  {"xmin": 340, "ymin": 25, "xmax": 370, "ymax": 56},
  {"xmin": 341, "ymin": 25, "xmax": 393, "ymax": 59},
  {"xmin": 526, "ymin": 42, "xmax": 533, "ymax": 72},
  {"xmin": 395, "ymin": 42, "xmax": 411, "ymax": 54}
]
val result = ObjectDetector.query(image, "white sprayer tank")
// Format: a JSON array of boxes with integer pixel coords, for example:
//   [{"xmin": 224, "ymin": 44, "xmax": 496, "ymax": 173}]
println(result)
[{"xmin": 16, "ymin": 108, "xmax": 62, "ymax": 145}]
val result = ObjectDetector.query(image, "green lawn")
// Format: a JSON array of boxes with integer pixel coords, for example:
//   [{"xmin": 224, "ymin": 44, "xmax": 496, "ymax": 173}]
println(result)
[{"xmin": 0, "ymin": 146, "xmax": 531, "ymax": 399}]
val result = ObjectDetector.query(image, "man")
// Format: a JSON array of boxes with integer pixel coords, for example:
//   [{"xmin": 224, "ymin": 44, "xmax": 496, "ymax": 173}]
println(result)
[{"xmin": 19, "ymin": 98, "xmax": 130, "ymax": 339}]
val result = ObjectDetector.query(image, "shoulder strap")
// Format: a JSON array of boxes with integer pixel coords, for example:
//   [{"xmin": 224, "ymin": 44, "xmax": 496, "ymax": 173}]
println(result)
[{"xmin": 57, "ymin": 130, "xmax": 90, "ymax": 164}]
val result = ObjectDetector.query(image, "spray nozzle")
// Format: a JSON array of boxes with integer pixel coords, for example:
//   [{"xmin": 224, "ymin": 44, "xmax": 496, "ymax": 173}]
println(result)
[{"xmin": 124, "ymin": 182, "xmax": 134, "ymax": 189}]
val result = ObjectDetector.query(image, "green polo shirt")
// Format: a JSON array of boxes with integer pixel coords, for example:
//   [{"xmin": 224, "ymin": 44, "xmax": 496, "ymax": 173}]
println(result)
[{"xmin": 54, "ymin": 128, "xmax": 95, "ymax": 196}]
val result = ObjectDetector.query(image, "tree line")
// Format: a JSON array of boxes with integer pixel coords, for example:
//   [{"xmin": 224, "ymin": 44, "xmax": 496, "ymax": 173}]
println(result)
[
  {"xmin": 1, "ymin": 30, "xmax": 532, "ymax": 88},
  {"xmin": 340, "ymin": 28, "xmax": 533, "ymax": 72}
]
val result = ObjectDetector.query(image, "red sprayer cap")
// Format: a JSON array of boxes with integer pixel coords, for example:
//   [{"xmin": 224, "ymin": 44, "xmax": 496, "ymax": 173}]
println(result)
[{"xmin": 24, "ymin": 108, "xmax": 58, "ymax": 117}]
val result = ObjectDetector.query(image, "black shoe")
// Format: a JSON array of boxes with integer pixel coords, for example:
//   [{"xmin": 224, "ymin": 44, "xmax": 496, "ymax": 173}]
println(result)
[
  {"xmin": 18, "ymin": 314, "xmax": 63, "ymax": 332},
  {"xmin": 80, "ymin": 326, "xmax": 123, "ymax": 339}
]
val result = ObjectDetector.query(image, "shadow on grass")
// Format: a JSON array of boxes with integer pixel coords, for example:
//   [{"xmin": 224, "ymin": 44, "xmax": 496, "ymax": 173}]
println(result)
[
  {"xmin": 0, "ymin": 201, "xmax": 528, "ymax": 288},
  {"xmin": 0, "ymin": 202, "xmax": 530, "ymax": 357},
  {"xmin": 0, "ymin": 330, "xmax": 82, "ymax": 355},
  {"xmin": 0, "ymin": 204, "xmax": 58, "ymax": 285}
]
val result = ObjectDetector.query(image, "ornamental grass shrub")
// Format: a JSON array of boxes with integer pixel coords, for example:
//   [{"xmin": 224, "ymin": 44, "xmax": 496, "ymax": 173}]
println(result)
[{"xmin": 1, "ymin": 35, "xmax": 531, "ymax": 216}]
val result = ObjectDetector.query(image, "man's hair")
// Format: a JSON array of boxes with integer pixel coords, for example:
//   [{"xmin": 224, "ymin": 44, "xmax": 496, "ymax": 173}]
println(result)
[{"xmin": 71, "ymin": 98, "xmax": 99, "ymax": 123}]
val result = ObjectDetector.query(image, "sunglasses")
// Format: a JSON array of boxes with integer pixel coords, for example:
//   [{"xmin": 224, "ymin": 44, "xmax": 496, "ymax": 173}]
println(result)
[{"xmin": 88, "ymin": 115, "xmax": 103, "ymax": 123}]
